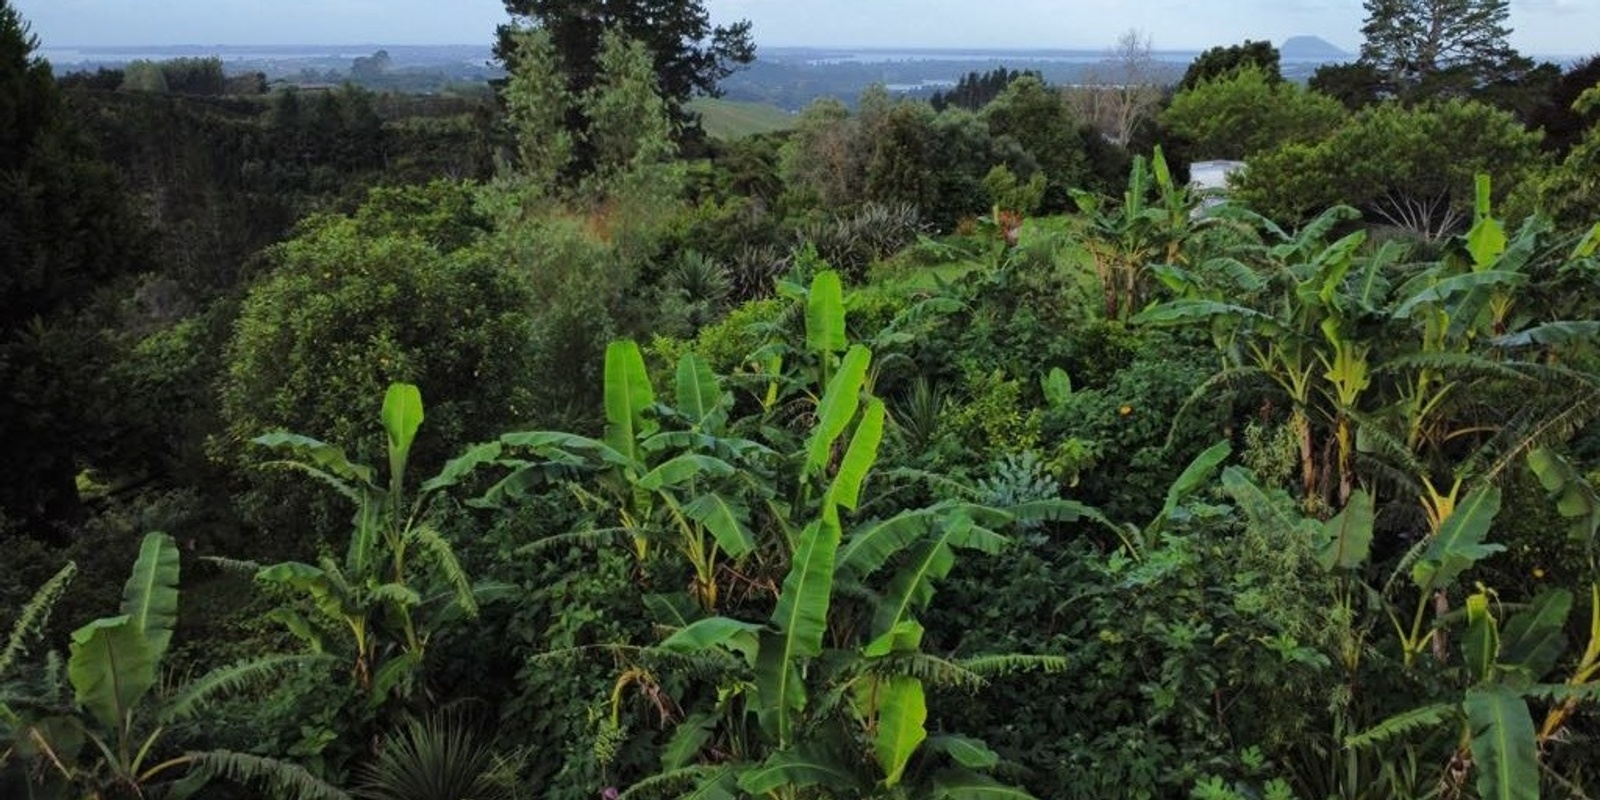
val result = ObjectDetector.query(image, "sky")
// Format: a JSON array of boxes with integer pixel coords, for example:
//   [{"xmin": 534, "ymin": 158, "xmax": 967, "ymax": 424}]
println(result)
[{"xmin": 12, "ymin": 0, "xmax": 1599, "ymax": 57}]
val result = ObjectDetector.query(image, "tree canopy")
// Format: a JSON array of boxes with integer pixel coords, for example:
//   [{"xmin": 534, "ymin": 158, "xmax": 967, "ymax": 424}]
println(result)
[
  {"xmin": 1177, "ymin": 39, "xmax": 1281, "ymax": 91},
  {"xmin": 493, "ymin": 0, "xmax": 754, "ymax": 153},
  {"xmin": 1359, "ymin": 0, "xmax": 1526, "ymax": 100}
]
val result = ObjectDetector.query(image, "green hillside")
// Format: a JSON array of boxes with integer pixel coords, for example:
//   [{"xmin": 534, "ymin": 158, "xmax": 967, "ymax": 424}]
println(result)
[{"xmin": 688, "ymin": 97, "xmax": 795, "ymax": 139}]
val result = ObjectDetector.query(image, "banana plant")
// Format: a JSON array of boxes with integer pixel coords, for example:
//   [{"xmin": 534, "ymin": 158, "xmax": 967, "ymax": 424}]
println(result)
[
  {"xmin": 613, "ymin": 343, "xmax": 1083, "ymax": 800},
  {"xmin": 1346, "ymin": 587, "xmax": 1581, "ymax": 800},
  {"xmin": 1, "ymin": 533, "xmax": 340, "ymax": 800},
  {"xmin": 245, "ymin": 383, "xmax": 496, "ymax": 705},
  {"xmin": 456, "ymin": 340, "xmax": 775, "ymax": 612},
  {"xmin": 1135, "ymin": 204, "xmax": 1397, "ymax": 506},
  {"xmin": 1071, "ymin": 145, "xmax": 1206, "ymax": 321}
]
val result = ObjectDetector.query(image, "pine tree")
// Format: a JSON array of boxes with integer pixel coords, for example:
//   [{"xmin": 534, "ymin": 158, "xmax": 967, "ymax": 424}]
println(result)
[{"xmin": 1358, "ymin": 0, "xmax": 1523, "ymax": 99}]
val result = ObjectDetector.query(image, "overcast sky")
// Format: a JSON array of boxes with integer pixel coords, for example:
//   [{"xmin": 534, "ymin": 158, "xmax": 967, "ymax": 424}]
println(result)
[{"xmin": 13, "ymin": 0, "xmax": 1598, "ymax": 57}]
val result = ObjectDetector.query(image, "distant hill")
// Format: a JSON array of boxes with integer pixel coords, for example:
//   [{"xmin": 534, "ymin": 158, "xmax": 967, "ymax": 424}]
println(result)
[
  {"xmin": 1281, "ymin": 36, "xmax": 1350, "ymax": 61},
  {"xmin": 688, "ymin": 97, "xmax": 795, "ymax": 139}
]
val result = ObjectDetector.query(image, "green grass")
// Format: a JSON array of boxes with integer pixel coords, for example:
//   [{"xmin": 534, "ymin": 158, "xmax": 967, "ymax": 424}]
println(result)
[{"xmin": 688, "ymin": 97, "xmax": 796, "ymax": 139}]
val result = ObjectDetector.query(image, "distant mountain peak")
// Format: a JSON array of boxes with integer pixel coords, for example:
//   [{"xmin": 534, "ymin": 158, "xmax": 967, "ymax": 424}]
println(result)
[{"xmin": 1281, "ymin": 35, "xmax": 1350, "ymax": 60}]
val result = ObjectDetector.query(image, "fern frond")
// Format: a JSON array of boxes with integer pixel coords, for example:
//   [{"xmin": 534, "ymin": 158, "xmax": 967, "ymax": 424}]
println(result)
[
  {"xmin": 1, "ymin": 562, "xmax": 76, "ymax": 678},
  {"xmin": 1519, "ymin": 684, "xmax": 1600, "ymax": 704},
  {"xmin": 1344, "ymin": 702, "xmax": 1459, "ymax": 749},
  {"xmin": 188, "ymin": 750, "xmax": 351, "ymax": 800},
  {"xmin": 1478, "ymin": 389, "xmax": 1600, "ymax": 485},
  {"xmin": 161, "ymin": 654, "xmax": 331, "ymax": 723}
]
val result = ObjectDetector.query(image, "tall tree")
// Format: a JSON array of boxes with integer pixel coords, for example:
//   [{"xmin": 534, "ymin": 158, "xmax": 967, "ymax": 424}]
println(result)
[
  {"xmin": 0, "ymin": 0, "xmax": 149, "ymax": 539},
  {"xmin": 494, "ymin": 0, "xmax": 754, "ymax": 154},
  {"xmin": 1178, "ymin": 39, "xmax": 1281, "ymax": 91},
  {"xmin": 1358, "ymin": 0, "xmax": 1524, "ymax": 99}
]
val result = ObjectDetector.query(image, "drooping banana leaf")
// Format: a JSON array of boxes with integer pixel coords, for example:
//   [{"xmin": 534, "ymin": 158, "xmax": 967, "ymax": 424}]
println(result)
[
  {"xmin": 736, "ymin": 742, "xmax": 863, "ymax": 795},
  {"xmin": 930, "ymin": 770, "xmax": 1039, "ymax": 799},
  {"xmin": 925, "ymin": 735, "xmax": 999, "ymax": 769},
  {"xmin": 660, "ymin": 617, "xmax": 764, "ymax": 664},
  {"xmin": 1464, "ymin": 685, "xmax": 1539, "ymax": 800},
  {"xmin": 874, "ymin": 675, "xmax": 927, "ymax": 787},
  {"xmin": 1150, "ymin": 441, "xmax": 1231, "ymax": 534},
  {"xmin": 1527, "ymin": 446, "xmax": 1600, "ymax": 546},
  {"xmin": 1498, "ymin": 589, "xmax": 1572, "ymax": 680},
  {"xmin": 682, "ymin": 493, "xmax": 756, "ymax": 558},
  {"xmin": 252, "ymin": 432, "xmax": 372, "ymax": 501},
  {"xmin": 1316, "ymin": 490, "xmax": 1374, "ymax": 571},
  {"xmin": 635, "ymin": 454, "xmax": 737, "ymax": 492}
]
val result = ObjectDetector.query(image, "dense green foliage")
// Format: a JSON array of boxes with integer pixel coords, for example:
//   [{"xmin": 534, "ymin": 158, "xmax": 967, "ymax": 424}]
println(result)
[{"xmin": 7, "ymin": 2, "xmax": 1600, "ymax": 799}]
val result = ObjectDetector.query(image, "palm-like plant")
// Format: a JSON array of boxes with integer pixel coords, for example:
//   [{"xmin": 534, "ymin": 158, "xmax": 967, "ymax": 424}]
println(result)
[{"xmin": 353, "ymin": 714, "xmax": 509, "ymax": 800}]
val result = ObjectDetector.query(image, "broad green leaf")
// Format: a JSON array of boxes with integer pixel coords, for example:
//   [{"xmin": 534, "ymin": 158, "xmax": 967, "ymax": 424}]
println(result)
[
  {"xmin": 1392, "ymin": 271, "xmax": 1527, "ymax": 320},
  {"xmin": 1498, "ymin": 589, "xmax": 1572, "ymax": 679},
  {"xmin": 805, "ymin": 270, "xmax": 847, "ymax": 356},
  {"xmin": 420, "ymin": 441, "xmax": 503, "ymax": 493},
  {"xmin": 603, "ymin": 340, "xmax": 656, "ymax": 466},
  {"xmin": 1527, "ymin": 447, "xmax": 1600, "ymax": 545},
  {"xmin": 1467, "ymin": 174, "xmax": 1507, "ymax": 270},
  {"xmin": 1464, "ymin": 685, "xmax": 1539, "ymax": 800},
  {"xmin": 1317, "ymin": 490, "xmax": 1374, "ymax": 571},
  {"xmin": 926, "ymin": 735, "xmax": 999, "ymax": 769},
  {"xmin": 1463, "ymin": 591, "xmax": 1499, "ymax": 684},
  {"xmin": 1412, "ymin": 487, "xmax": 1504, "ymax": 592},
  {"xmin": 758, "ymin": 517, "xmax": 841, "ymax": 743},
  {"xmin": 873, "ymin": 519, "xmax": 967, "ymax": 637},
  {"xmin": 1494, "ymin": 321, "xmax": 1600, "ymax": 348},
  {"xmin": 805, "ymin": 345, "xmax": 872, "ymax": 477},
  {"xmin": 661, "ymin": 616, "xmax": 763, "ymax": 664},
  {"xmin": 683, "ymin": 493, "xmax": 756, "ymax": 558},
  {"xmin": 875, "ymin": 676, "xmax": 927, "ymax": 787},
  {"xmin": 1222, "ymin": 466, "xmax": 1315, "ymax": 539},
  {"xmin": 643, "ymin": 592, "xmax": 699, "ymax": 630},
  {"xmin": 499, "ymin": 430, "xmax": 631, "ymax": 467},
  {"xmin": 368, "ymin": 652, "xmax": 420, "ymax": 707},
  {"xmin": 931, "ymin": 770, "xmax": 1039, "ymax": 799},
  {"xmin": 828, "ymin": 397, "xmax": 885, "ymax": 511},
  {"xmin": 68, "ymin": 616, "xmax": 156, "ymax": 730},
  {"xmin": 120, "ymin": 531, "xmax": 180, "ymax": 663},
  {"xmin": 737, "ymin": 744, "xmax": 862, "ymax": 794},
  {"xmin": 674, "ymin": 352, "xmax": 724, "ymax": 427},
  {"xmin": 838, "ymin": 506, "xmax": 950, "ymax": 579},
  {"xmin": 381, "ymin": 383, "xmax": 424, "ymax": 483},
  {"xmin": 253, "ymin": 431, "xmax": 374, "ymax": 488},
  {"xmin": 257, "ymin": 562, "xmax": 349, "ymax": 622},
  {"xmin": 1153, "ymin": 441, "xmax": 1231, "ymax": 532},
  {"xmin": 635, "ymin": 454, "xmax": 736, "ymax": 492},
  {"xmin": 1042, "ymin": 368, "xmax": 1072, "ymax": 407},
  {"xmin": 1130, "ymin": 299, "xmax": 1277, "ymax": 327},
  {"xmin": 661, "ymin": 713, "xmax": 718, "ymax": 771},
  {"xmin": 862, "ymin": 620, "xmax": 925, "ymax": 658}
]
